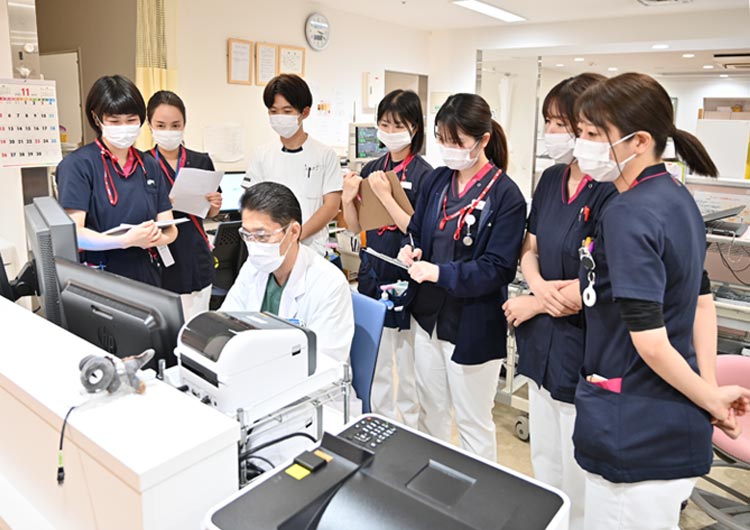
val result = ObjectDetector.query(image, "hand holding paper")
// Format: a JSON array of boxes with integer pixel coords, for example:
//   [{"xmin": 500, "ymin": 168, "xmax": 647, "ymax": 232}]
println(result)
[{"xmin": 169, "ymin": 168, "xmax": 224, "ymax": 218}]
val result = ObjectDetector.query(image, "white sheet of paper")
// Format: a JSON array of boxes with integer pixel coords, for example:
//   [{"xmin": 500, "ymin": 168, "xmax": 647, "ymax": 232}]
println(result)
[
  {"xmin": 169, "ymin": 167, "xmax": 224, "ymax": 218},
  {"xmin": 102, "ymin": 217, "xmax": 189, "ymax": 236}
]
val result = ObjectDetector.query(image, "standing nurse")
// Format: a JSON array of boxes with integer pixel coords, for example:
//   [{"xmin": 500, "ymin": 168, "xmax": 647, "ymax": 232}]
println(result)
[
  {"xmin": 56, "ymin": 75, "xmax": 176, "ymax": 286},
  {"xmin": 341, "ymin": 89, "xmax": 433, "ymax": 426},
  {"xmin": 571, "ymin": 73, "xmax": 750, "ymax": 529},
  {"xmin": 146, "ymin": 90, "xmax": 222, "ymax": 319},
  {"xmin": 243, "ymin": 74, "xmax": 342, "ymax": 255},
  {"xmin": 503, "ymin": 73, "xmax": 612, "ymax": 530},
  {"xmin": 398, "ymin": 93, "xmax": 526, "ymax": 461}
]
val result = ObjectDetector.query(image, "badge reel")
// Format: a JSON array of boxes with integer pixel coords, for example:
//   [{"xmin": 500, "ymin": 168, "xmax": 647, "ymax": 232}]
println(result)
[
  {"xmin": 462, "ymin": 214, "xmax": 476, "ymax": 247},
  {"xmin": 579, "ymin": 243, "xmax": 597, "ymax": 307}
]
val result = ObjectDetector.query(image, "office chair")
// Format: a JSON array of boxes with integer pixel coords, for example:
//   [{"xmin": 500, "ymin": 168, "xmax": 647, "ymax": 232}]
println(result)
[
  {"xmin": 690, "ymin": 354, "xmax": 750, "ymax": 530},
  {"xmin": 347, "ymin": 292, "xmax": 386, "ymax": 416}
]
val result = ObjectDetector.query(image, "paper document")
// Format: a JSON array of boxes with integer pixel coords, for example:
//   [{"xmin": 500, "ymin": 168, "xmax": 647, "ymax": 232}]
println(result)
[
  {"xmin": 102, "ymin": 218, "xmax": 189, "ymax": 236},
  {"xmin": 169, "ymin": 167, "xmax": 224, "ymax": 218},
  {"xmin": 363, "ymin": 247, "xmax": 409, "ymax": 271}
]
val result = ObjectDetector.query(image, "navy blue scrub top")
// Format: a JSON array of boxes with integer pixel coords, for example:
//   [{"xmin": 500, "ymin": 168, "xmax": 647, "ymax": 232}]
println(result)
[
  {"xmin": 147, "ymin": 146, "xmax": 217, "ymax": 295},
  {"xmin": 515, "ymin": 164, "xmax": 616, "ymax": 403},
  {"xmin": 573, "ymin": 163, "xmax": 713, "ymax": 483},
  {"xmin": 356, "ymin": 153, "xmax": 432, "ymax": 329},
  {"xmin": 56, "ymin": 141, "xmax": 172, "ymax": 286}
]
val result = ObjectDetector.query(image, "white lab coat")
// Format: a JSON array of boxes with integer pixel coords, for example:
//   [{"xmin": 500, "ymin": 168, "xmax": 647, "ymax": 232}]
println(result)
[{"xmin": 220, "ymin": 244, "xmax": 354, "ymax": 362}]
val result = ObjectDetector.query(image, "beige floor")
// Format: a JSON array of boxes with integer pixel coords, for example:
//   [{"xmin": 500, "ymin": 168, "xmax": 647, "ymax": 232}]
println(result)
[{"xmin": 482, "ymin": 399, "xmax": 749, "ymax": 530}]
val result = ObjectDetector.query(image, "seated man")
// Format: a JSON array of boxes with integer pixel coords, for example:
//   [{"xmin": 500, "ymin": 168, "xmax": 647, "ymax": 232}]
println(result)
[{"xmin": 221, "ymin": 181, "xmax": 354, "ymax": 362}]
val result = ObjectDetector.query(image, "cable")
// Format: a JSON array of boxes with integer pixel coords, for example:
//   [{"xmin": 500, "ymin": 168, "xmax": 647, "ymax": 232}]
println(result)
[
  {"xmin": 57, "ymin": 405, "xmax": 77, "ymax": 485},
  {"xmin": 238, "ymin": 431, "xmax": 317, "ymax": 461},
  {"xmin": 716, "ymin": 241, "xmax": 750, "ymax": 287},
  {"xmin": 242, "ymin": 454, "xmax": 275, "ymax": 469}
]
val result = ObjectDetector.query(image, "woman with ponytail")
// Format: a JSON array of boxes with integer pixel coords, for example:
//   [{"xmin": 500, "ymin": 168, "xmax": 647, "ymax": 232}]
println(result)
[
  {"xmin": 397, "ymin": 93, "xmax": 526, "ymax": 461},
  {"xmin": 503, "ymin": 73, "xmax": 612, "ymax": 530},
  {"xmin": 569, "ymin": 72, "xmax": 750, "ymax": 529}
]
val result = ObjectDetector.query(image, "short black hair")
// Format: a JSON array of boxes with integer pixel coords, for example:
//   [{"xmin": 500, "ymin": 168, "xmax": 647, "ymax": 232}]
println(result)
[
  {"xmin": 262, "ymin": 74, "xmax": 313, "ymax": 113},
  {"xmin": 543, "ymin": 73, "xmax": 606, "ymax": 135},
  {"xmin": 147, "ymin": 90, "xmax": 186, "ymax": 123},
  {"xmin": 85, "ymin": 75, "xmax": 146, "ymax": 134},
  {"xmin": 240, "ymin": 182, "xmax": 303, "ymax": 227},
  {"xmin": 377, "ymin": 89, "xmax": 425, "ymax": 153}
]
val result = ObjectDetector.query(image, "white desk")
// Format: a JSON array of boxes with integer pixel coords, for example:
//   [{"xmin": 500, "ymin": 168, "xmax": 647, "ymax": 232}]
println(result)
[{"xmin": 0, "ymin": 298, "xmax": 240, "ymax": 530}]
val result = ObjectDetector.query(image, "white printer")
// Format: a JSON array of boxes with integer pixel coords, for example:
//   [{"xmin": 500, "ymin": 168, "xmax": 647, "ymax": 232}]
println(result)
[{"xmin": 176, "ymin": 311, "xmax": 317, "ymax": 414}]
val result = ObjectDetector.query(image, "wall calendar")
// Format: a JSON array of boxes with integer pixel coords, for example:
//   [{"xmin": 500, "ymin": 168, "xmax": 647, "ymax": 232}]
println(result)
[{"xmin": 0, "ymin": 78, "xmax": 62, "ymax": 168}]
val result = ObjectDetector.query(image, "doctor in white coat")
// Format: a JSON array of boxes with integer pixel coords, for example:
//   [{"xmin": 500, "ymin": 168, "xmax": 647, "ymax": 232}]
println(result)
[{"xmin": 220, "ymin": 181, "xmax": 354, "ymax": 362}]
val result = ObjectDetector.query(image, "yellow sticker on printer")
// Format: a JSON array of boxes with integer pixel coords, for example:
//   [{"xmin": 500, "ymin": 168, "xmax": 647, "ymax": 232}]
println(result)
[{"xmin": 285, "ymin": 464, "xmax": 311, "ymax": 480}]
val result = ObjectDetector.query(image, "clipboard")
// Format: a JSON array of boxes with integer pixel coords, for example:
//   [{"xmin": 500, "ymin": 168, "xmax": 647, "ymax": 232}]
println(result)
[
  {"xmin": 363, "ymin": 247, "xmax": 409, "ymax": 270},
  {"xmin": 356, "ymin": 170, "xmax": 414, "ymax": 232}
]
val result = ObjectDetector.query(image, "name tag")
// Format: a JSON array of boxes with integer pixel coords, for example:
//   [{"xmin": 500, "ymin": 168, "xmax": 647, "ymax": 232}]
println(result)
[
  {"xmin": 474, "ymin": 200, "xmax": 486, "ymax": 211},
  {"xmin": 401, "ymin": 181, "xmax": 413, "ymax": 190},
  {"xmin": 157, "ymin": 245, "xmax": 175, "ymax": 267}
]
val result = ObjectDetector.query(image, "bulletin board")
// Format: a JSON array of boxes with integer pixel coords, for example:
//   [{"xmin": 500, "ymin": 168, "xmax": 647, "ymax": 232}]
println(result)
[
  {"xmin": 0, "ymin": 78, "xmax": 62, "ymax": 168},
  {"xmin": 227, "ymin": 38, "xmax": 253, "ymax": 85}
]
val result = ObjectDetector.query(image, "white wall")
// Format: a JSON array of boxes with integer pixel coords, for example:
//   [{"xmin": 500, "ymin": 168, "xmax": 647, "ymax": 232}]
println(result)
[
  {"xmin": 170, "ymin": 0, "xmax": 430, "ymax": 171},
  {"xmin": 0, "ymin": 1, "xmax": 28, "ymax": 272},
  {"xmin": 661, "ymin": 77, "xmax": 750, "ymax": 134}
]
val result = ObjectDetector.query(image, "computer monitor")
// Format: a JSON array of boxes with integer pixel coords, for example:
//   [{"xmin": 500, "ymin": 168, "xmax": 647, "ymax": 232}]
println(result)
[
  {"xmin": 220, "ymin": 171, "xmax": 246, "ymax": 214},
  {"xmin": 24, "ymin": 196, "xmax": 79, "ymax": 325},
  {"xmin": 55, "ymin": 257, "xmax": 185, "ymax": 368},
  {"xmin": 348, "ymin": 123, "xmax": 387, "ymax": 163}
]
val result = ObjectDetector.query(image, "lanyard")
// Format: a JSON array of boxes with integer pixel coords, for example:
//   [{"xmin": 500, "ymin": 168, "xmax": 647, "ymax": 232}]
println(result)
[
  {"xmin": 375, "ymin": 152, "xmax": 415, "ymax": 236},
  {"xmin": 628, "ymin": 171, "xmax": 670, "ymax": 190},
  {"xmin": 96, "ymin": 139, "xmax": 145, "ymax": 207},
  {"xmin": 440, "ymin": 163, "xmax": 502, "ymax": 241},
  {"xmin": 152, "ymin": 145, "xmax": 186, "ymax": 186},
  {"xmin": 153, "ymin": 145, "xmax": 212, "ymax": 248},
  {"xmin": 382, "ymin": 151, "xmax": 414, "ymax": 181}
]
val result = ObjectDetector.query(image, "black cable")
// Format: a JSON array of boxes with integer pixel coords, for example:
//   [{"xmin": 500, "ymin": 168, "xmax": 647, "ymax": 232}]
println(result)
[
  {"xmin": 57, "ymin": 405, "xmax": 77, "ymax": 485},
  {"xmin": 716, "ymin": 241, "xmax": 750, "ymax": 286},
  {"xmin": 242, "ymin": 454, "xmax": 275, "ymax": 469},
  {"xmin": 238, "ymin": 432, "xmax": 317, "ymax": 461}
]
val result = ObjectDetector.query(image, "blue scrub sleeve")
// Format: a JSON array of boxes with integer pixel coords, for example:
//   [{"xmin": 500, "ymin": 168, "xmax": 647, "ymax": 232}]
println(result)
[
  {"xmin": 603, "ymin": 201, "xmax": 666, "ymax": 304},
  {"xmin": 55, "ymin": 155, "xmax": 93, "ymax": 212}
]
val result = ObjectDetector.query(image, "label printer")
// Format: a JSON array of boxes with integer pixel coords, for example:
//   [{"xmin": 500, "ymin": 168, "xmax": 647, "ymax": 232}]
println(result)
[{"xmin": 176, "ymin": 311, "xmax": 317, "ymax": 414}]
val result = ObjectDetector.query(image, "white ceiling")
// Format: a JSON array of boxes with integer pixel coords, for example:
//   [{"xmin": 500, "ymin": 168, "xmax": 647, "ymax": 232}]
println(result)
[
  {"xmin": 536, "ymin": 49, "xmax": 750, "ymax": 78},
  {"xmin": 316, "ymin": 0, "xmax": 748, "ymax": 30}
]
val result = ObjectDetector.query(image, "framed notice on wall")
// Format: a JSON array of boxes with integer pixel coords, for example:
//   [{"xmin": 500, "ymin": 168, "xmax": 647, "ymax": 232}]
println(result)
[
  {"xmin": 278, "ymin": 45, "xmax": 305, "ymax": 77},
  {"xmin": 0, "ymin": 78, "xmax": 62, "ymax": 168},
  {"xmin": 227, "ymin": 38, "xmax": 253, "ymax": 85},
  {"xmin": 255, "ymin": 43, "xmax": 279, "ymax": 86}
]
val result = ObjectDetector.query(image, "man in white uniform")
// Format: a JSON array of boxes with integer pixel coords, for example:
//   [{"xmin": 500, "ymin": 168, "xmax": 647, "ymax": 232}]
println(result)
[
  {"xmin": 221, "ymin": 181, "xmax": 353, "ymax": 361},
  {"xmin": 243, "ymin": 74, "xmax": 342, "ymax": 256}
]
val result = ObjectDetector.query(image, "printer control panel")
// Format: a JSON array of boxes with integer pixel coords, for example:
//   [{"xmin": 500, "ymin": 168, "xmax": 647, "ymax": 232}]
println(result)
[{"xmin": 342, "ymin": 417, "xmax": 397, "ymax": 451}]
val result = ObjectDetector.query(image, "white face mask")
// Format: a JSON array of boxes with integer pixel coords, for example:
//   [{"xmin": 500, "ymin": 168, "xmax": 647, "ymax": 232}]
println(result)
[
  {"xmin": 573, "ymin": 133, "xmax": 637, "ymax": 182},
  {"xmin": 269, "ymin": 114, "xmax": 301, "ymax": 139},
  {"xmin": 245, "ymin": 228, "xmax": 292, "ymax": 273},
  {"xmin": 377, "ymin": 128, "xmax": 412, "ymax": 153},
  {"xmin": 438, "ymin": 140, "xmax": 480, "ymax": 171},
  {"xmin": 151, "ymin": 129, "xmax": 184, "ymax": 152},
  {"xmin": 544, "ymin": 133, "xmax": 575, "ymax": 164},
  {"xmin": 101, "ymin": 123, "xmax": 141, "ymax": 149}
]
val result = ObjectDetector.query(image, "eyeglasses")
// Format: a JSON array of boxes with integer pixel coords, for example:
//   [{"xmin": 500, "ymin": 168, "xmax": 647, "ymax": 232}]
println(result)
[{"xmin": 238, "ymin": 224, "xmax": 289, "ymax": 244}]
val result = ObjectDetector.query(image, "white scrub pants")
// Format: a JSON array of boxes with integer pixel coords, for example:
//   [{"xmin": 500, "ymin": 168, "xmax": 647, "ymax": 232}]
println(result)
[
  {"xmin": 413, "ymin": 319, "xmax": 502, "ymax": 461},
  {"xmin": 370, "ymin": 326, "xmax": 419, "ymax": 428},
  {"xmin": 583, "ymin": 472, "xmax": 697, "ymax": 530},
  {"xmin": 529, "ymin": 384, "xmax": 586, "ymax": 530},
  {"xmin": 180, "ymin": 284, "xmax": 212, "ymax": 322}
]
